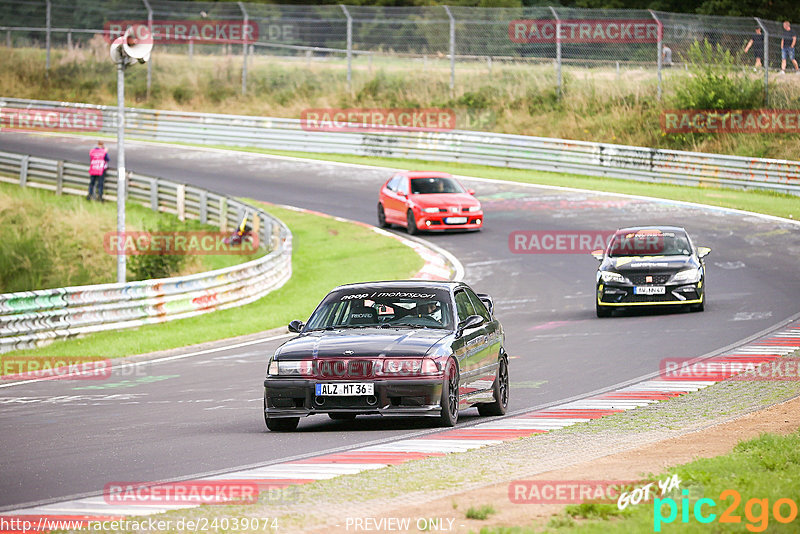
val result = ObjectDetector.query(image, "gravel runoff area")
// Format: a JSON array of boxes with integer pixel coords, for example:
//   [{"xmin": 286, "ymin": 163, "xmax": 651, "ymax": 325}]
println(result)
[{"xmin": 219, "ymin": 351, "xmax": 800, "ymax": 533}]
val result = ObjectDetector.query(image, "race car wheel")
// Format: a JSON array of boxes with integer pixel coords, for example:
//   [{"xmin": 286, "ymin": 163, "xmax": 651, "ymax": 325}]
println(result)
[
  {"xmin": 266, "ymin": 417, "xmax": 299, "ymax": 431},
  {"xmin": 596, "ymin": 301, "xmax": 612, "ymax": 318},
  {"xmin": 478, "ymin": 355, "xmax": 508, "ymax": 416},
  {"xmin": 329, "ymin": 413, "xmax": 357, "ymax": 421},
  {"xmin": 377, "ymin": 203, "xmax": 389, "ymax": 228},
  {"xmin": 406, "ymin": 210, "xmax": 418, "ymax": 235},
  {"xmin": 439, "ymin": 359, "xmax": 459, "ymax": 427}
]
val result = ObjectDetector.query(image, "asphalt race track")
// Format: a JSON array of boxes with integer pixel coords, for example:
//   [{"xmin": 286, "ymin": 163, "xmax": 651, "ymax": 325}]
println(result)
[{"xmin": 1, "ymin": 132, "xmax": 799, "ymax": 510}]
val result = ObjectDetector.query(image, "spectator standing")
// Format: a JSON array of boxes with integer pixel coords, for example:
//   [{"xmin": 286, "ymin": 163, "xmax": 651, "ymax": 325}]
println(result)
[
  {"xmin": 662, "ymin": 45, "xmax": 673, "ymax": 67},
  {"xmin": 88, "ymin": 140, "xmax": 109, "ymax": 202},
  {"xmin": 781, "ymin": 21, "xmax": 799, "ymax": 74},
  {"xmin": 743, "ymin": 27, "xmax": 764, "ymax": 69}
]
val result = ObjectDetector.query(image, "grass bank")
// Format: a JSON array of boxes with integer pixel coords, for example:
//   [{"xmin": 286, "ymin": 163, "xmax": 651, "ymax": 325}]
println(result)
[
  {"xmin": 0, "ymin": 181, "xmax": 257, "ymax": 293},
  {"xmin": 4, "ymin": 44, "xmax": 800, "ymax": 160},
  {"xmin": 5, "ymin": 203, "xmax": 423, "ymax": 359}
]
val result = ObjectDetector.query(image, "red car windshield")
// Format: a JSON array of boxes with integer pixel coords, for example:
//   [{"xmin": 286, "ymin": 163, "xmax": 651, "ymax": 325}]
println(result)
[{"xmin": 410, "ymin": 177, "xmax": 464, "ymax": 194}]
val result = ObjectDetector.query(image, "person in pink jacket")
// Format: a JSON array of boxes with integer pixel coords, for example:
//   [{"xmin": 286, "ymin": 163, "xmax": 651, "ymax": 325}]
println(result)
[{"xmin": 88, "ymin": 141, "xmax": 109, "ymax": 202}]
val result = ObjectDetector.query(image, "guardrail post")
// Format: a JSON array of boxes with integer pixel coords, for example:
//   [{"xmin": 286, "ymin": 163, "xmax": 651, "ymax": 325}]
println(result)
[
  {"xmin": 253, "ymin": 212, "xmax": 260, "ymax": 243},
  {"xmin": 340, "ymin": 5, "xmax": 353, "ymax": 93},
  {"xmin": 755, "ymin": 18, "xmax": 769, "ymax": 106},
  {"xmin": 45, "ymin": 0, "xmax": 51, "ymax": 73},
  {"xmin": 443, "ymin": 6, "xmax": 455, "ymax": 95},
  {"xmin": 150, "ymin": 178, "xmax": 158, "ymax": 211},
  {"xmin": 176, "ymin": 184, "xmax": 186, "ymax": 221},
  {"xmin": 188, "ymin": 37, "xmax": 194, "ymax": 61},
  {"xmin": 6, "ymin": 30, "xmax": 10, "ymax": 48},
  {"xmin": 142, "ymin": 0, "xmax": 153, "ymax": 97},
  {"xmin": 649, "ymin": 10, "xmax": 663, "ymax": 101},
  {"xmin": 67, "ymin": 30, "xmax": 72, "ymax": 49},
  {"xmin": 19, "ymin": 155, "xmax": 29, "ymax": 187},
  {"xmin": 219, "ymin": 197, "xmax": 228, "ymax": 232},
  {"xmin": 548, "ymin": 7, "xmax": 562, "ymax": 99},
  {"xmin": 56, "ymin": 160, "xmax": 63, "ymax": 195},
  {"xmin": 237, "ymin": 2, "xmax": 249, "ymax": 96},
  {"xmin": 199, "ymin": 189, "xmax": 207, "ymax": 223}
]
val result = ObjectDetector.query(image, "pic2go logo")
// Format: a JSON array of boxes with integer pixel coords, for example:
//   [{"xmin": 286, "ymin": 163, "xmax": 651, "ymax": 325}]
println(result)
[{"xmin": 654, "ymin": 489, "xmax": 799, "ymax": 532}]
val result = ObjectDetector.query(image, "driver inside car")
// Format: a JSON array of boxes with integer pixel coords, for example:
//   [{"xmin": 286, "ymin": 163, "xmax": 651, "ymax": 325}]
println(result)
[{"xmin": 415, "ymin": 301, "xmax": 442, "ymax": 323}]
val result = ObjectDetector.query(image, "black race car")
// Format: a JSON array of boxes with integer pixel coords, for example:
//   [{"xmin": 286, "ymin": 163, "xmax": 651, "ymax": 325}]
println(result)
[
  {"xmin": 592, "ymin": 226, "xmax": 711, "ymax": 318},
  {"xmin": 264, "ymin": 280, "xmax": 508, "ymax": 431}
]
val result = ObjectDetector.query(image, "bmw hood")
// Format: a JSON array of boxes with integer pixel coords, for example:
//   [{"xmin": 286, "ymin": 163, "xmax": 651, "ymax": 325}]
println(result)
[{"xmin": 273, "ymin": 328, "xmax": 450, "ymax": 359}]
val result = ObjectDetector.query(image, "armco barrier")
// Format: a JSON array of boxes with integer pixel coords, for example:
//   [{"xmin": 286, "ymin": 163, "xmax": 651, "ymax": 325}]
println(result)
[
  {"xmin": 0, "ymin": 150, "xmax": 292, "ymax": 353},
  {"xmin": 1, "ymin": 97, "xmax": 799, "ymax": 195}
]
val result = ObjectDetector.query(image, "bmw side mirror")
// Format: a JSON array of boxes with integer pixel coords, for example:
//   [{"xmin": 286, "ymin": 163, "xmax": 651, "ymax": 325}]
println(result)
[
  {"xmin": 591, "ymin": 249, "xmax": 604, "ymax": 261},
  {"xmin": 288, "ymin": 320, "xmax": 304, "ymax": 333},
  {"xmin": 696, "ymin": 246, "xmax": 711, "ymax": 258},
  {"xmin": 457, "ymin": 314, "xmax": 483, "ymax": 337}
]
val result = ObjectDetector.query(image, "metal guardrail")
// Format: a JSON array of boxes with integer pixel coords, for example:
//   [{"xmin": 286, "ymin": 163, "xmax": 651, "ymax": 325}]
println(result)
[
  {"xmin": 0, "ymin": 149, "xmax": 293, "ymax": 353},
  {"xmin": 2, "ymin": 97, "xmax": 798, "ymax": 196}
]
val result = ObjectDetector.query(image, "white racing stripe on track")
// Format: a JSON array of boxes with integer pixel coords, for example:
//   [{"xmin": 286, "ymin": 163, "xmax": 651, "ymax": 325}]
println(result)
[
  {"xmin": 359, "ymin": 439, "xmax": 500, "ymax": 453},
  {"xmin": 204, "ymin": 463, "xmax": 387, "ymax": 479},
  {"xmin": 475, "ymin": 419, "xmax": 584, "ymax": 430}
]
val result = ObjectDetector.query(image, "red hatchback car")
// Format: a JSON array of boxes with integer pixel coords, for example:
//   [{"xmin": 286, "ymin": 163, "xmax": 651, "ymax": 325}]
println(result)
[{"xmin": 377, "ymin": 171, "xmax": 483, "ymax": 234}]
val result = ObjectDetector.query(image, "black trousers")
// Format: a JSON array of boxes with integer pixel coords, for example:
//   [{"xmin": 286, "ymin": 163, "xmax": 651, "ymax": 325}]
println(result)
[{"xmin": 88, "ymin": 172, "xmax": 105, "ymax": 199}]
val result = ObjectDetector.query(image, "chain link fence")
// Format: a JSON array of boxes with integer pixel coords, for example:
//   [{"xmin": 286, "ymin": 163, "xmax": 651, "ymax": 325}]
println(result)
[{"xmin": 0, "ymin": 0, "xmax": 795, "ymax": 103}]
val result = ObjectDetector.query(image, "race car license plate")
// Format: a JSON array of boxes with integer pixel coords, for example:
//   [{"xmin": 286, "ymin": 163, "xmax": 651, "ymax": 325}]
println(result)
[
  {"xmin": 445, "ymin": 216, "xmax": 468, "ymax": 224},
  {"xmin": 315, "ymin": 382, "xmax": 374, "ymax": 396},
  {"xmin": 634, "ymin": 286, "xmax": 666, "ymax": 295}
]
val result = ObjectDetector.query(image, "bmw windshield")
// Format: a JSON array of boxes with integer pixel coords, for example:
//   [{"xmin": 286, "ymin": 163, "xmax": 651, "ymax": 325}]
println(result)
[{"xmin": 304, "ymin": 288, "xmax": 454, "ymax": 330}]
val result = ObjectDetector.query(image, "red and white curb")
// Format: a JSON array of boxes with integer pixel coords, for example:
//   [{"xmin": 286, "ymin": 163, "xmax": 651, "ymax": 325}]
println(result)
[{"xmin": 3, "ymin": 323, "xmax": 799, "ymax": 531}]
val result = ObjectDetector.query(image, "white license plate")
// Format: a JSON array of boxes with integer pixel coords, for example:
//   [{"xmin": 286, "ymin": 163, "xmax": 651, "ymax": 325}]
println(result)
[
  {"xmin": 445, "ymin": 217, "xmax": 468, "ymax": 224},
  {"xmin": 634, "ymin": 286, "xmax": 666, "ymax": 295},
  {"xmin": 315, "ymin": 383, "xmax": 374, "ymax": 396}
]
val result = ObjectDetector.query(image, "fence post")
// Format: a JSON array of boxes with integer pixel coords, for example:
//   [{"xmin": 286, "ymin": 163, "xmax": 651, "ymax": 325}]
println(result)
[
  {"xmin": 649, "ymin": 10, "xmax": 663, "ymax": 101},
  {"xmin": 6, "ymin": 30, "xmax": 10, "ymax": 48},
  {"xmin": 150, "ymin": 178, "xmax": 159, "ymax": 211},
  {"xmin": 340, "ymin": 5, "xmax": 353, "ymax": 92},
  {"xmin": 199, "ymin": 189, "xmax": 208, "ymax": 223},
  {"xmin": 220, "ymin": 197, "xmax": 228, "ymax": 232},
  {"xmin": 142, "ymin": 0, "xmax": 153, "ymax": 98},
  {"xmin": 19, "ymin": 155, "xmax": 29, "ymax": 187},
  {"xmin": 188, "ymin": 37, "xmax": 193, "ymax": 61},
  {"xmin": 56, "ymin": 160, "xmax": 63, "ymax": 195},
  {"xmin": 45, "ymin": 0, "xmax": 51, "ymax": 72},
  {"xmin": 443, "ymin": 5, "xmax": 455, "ymax": 94},
  {"xmin": 237, "ymin": 2, "xmax": 248, "ymax": 96},
  {"xmin": 67, "ymin": 31, "xmax": 71, "ymax": 49},
  {"xmin": 755, "ymin": 18, "xmax": 769, "ymax": 106},
  {"xmin": 548, "ymin": 7, "xmax": 562, "ymax": 98},
  {"xmin": 176, "ymin": 184, "xmax": 186, "ymax": 221}
]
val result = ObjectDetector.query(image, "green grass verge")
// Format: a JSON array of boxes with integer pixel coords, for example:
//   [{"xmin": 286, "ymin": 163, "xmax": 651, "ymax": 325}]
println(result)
[
  {"xmin": 193, "ymin": 144, "xmax": 800, "ymax": 221},
  {"xmin": 5, "ymin": 203, "xmax": 423, "ymax": 360},
  {"xmin": 0, "ymin": 180, "xmax": 256, "ymax": 293},
  {"xmin": 480, "ymin": 429, "xmax": 800, "ymax": 533}
]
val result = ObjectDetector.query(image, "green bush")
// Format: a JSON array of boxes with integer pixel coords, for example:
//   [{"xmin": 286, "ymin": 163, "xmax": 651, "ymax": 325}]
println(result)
[
  {"xmin": 673, "ymin": 40, "xmax": 764, "ymax": 110},
  {"xmin": 127, "ymin": 219, "xmax": 187, "ymax": 280}
]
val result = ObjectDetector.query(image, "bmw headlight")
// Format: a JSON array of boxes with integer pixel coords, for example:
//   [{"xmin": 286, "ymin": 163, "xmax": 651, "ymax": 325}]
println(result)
[
  {"xmin": 422, "ymin": 207, "xmax": 439, "ymax": 213},
  {"xmin": 466, "ymin": 205, "xmax": 481, "ymax": 212},
  {"xmin": 600, "ymin": 271, "xmax": 628, "ymax": 284},
  {"xmin": 268, "ymin": 360, "xmax": 312, "ymax": 376},
  {"xmin": 672, "ymin": 268, "xmax": 701, "ymax": 283}
]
